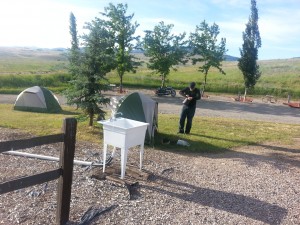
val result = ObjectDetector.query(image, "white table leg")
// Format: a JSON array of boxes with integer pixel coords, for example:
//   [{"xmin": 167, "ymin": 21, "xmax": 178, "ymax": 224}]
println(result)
[
  {"xmin": 112, "ymin": 146, "xmax": 116, "ymax": 157},
  {"xmin": 102, "ymin": 143, "xmax": 107, "ymax": 173},
  {"xmin": 120, "ymin": 147, "xmax": 128, "ymax": 179},
  {"xmin": 140, "ymin": 144, "xmax": 144, "ymax": 170}
]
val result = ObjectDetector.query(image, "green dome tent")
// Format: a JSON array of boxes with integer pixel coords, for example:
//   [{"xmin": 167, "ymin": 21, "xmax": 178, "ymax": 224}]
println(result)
[
  {"xmin": 116, "ymin": 92, "xmax": 158, "ymax": 144},
  {"xmin": 14, "ymin": 86, "xmax": 62, "ymax": 113}
]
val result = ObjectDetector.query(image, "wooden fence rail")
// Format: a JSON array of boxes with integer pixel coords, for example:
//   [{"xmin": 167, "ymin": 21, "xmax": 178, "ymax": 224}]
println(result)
[{"xmin": 0, "ymin": 118, "xmax": 77, "ymax": 225}]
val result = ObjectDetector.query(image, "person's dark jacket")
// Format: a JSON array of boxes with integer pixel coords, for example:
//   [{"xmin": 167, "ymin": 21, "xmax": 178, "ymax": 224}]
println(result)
[{"xmin": 179, "ymin": 87, "xmax": 201, "ymax": 107}]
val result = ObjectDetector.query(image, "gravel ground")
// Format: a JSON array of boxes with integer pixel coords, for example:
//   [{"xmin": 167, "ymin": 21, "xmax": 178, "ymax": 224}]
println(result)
[
  {"xmin": 1, "ymin": 90, "xmax": 300, "ymax": 224},
  {"xmin": 0, "ymin": 128, "xmax": 299, "ymax": 225}
]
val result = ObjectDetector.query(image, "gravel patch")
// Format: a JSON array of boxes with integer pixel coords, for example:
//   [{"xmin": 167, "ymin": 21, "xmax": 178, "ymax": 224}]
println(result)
[{"xmin": 0, "ymin": 127, "xmax": 300, "ymax": 224}]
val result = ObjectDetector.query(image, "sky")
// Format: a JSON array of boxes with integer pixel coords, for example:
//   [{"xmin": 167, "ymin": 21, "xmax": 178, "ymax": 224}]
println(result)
[{"xmin": 0, "ymin": 0, "xmax": 299, "ymax": 60}]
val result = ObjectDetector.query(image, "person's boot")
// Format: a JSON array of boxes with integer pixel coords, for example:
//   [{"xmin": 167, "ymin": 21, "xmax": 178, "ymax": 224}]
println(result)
[{"xmin": 178, "ymin": 129, "xmax": 184, "ymax": 134}]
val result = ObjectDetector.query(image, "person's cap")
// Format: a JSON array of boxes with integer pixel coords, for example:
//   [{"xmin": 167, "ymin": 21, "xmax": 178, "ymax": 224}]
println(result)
[{"xmin": 189, "ymin": 82, "xmax": 196, "ymax": 88}]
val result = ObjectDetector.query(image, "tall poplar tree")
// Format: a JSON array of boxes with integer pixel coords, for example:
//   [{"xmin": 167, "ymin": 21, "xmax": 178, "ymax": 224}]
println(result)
[
  {"xmin": 68, "ymin": 12, "xmax": 80, "ymax": 75},
  {"xmin": 238, "ymin": 0, "xmax": 262, "ymax": 100}
]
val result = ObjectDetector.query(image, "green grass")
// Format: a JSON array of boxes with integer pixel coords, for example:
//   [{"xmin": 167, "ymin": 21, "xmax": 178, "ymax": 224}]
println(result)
[
  {"xmin": 1, "ymin": 48, "xmax": 300, "ymax": 98},
  {"xmin": 0, "ymin": 104, "xmax": 104, "ymax": 143},
  {"xmin": 155, "ymin": 114, "xmax": 300, "ymax": 152},
  {"xmin": 1, "ymin": 104, "xmax": 300, "ymax": 152},
  {"xmin": 0, "ymin": 73, "xmax": 70, "ymax": 94},
  {"xmin": 107, "ymin": 58, "xmax": 300, "ymax": 98}
]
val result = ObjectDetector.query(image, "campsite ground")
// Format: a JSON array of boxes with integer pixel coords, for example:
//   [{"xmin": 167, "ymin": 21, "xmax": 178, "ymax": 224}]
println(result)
[
  {"xmin": 0, "ymin": 90, "xmax": 300, "ymax": 224},
  {"xmin": 1, "ymin": 88, "xmax": 300, "ymax": 124}
]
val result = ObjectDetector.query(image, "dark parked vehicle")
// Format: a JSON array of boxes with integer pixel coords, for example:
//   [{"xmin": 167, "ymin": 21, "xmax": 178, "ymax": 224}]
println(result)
[{"xmin": 155, "ymin": 86, "xmax": 176, "ymax": 97}]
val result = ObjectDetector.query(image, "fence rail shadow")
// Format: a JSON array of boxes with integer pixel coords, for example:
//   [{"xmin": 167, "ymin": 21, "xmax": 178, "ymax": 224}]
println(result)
[{"xmin": 0, "ymin": 118, "xmax": 77, "ymax": 225}]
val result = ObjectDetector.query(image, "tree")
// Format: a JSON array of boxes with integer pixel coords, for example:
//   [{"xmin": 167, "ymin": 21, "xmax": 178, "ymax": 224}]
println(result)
[
  {"xmin": 238, "ymin": 0, "xmax": 261, "ymax": 100},
  {"xmin": 68, "ymin": 12, "xmax": 80, "ymax": 75},
  {"xmin": 65, "ymin": 16, "xmax": 115, "ymax": 126},
  {"xmin": 189, "ymin": 20, "xmax": 227, "ymax": 95},
  {"xmin": 101, "ymin": 3, "xmax": 140, "ymax": 93},
  {"xmin": 142, "ymin": 21, "xmax": 188, "ymax": 88}
]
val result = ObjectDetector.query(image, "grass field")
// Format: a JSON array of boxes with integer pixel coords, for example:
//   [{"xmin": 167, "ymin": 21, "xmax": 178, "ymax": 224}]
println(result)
[
  {"xmin": 1, "ymin": 104, "xmax": 300, "ymax": 152},
  {"xmin": 0, "ymin": 47, "xmax": 68, "ymax": 74},
  {"xmin": 107, "ymin": 58, "xmax": 300, "ymax": 98},
  {"xmin": 1, "ymin": 47, "xmax": 300, "ymax": 99}
]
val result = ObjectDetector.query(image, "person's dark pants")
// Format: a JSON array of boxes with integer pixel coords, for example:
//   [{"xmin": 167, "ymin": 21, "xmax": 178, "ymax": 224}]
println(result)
[{"xmin": 179, "ymin": 105, "xmax": 196, "ymax": 134}]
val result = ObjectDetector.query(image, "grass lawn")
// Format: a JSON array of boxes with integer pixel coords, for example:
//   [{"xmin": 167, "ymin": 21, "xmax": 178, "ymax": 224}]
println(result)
[
  {"xmin": 158, "ymin": 114, "xmax": 300, "ymax": 152},
  {"xmin": 1, "ymin": 104, "xmax": 300, "ymax": 153}
]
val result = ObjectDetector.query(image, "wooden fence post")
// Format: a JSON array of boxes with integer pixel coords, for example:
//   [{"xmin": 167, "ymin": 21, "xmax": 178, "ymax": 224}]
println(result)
[{"xmin": 56, "ymin": 118, "xmax": 77, "ymax": 225}]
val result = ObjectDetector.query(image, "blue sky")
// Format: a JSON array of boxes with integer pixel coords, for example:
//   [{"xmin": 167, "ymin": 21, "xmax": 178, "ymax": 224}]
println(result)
[{"xmin": 0, "ymin": 0, "xmax": 299, "ymax": 60}]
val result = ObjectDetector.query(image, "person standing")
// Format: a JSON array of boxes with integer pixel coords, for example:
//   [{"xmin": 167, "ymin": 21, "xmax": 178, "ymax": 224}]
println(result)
[{"xmin": 178, "ymin": 82, "xmax": 201, "ymax": 134}]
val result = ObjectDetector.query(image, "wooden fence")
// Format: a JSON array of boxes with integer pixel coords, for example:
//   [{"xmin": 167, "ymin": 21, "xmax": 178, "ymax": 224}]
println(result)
[{"xmin": 0, "ymin": 118, "xmax": 77, "ymax": 225}]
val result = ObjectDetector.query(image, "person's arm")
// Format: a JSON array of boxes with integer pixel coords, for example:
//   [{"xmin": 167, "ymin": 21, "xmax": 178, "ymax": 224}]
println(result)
[
  {"xmin": 179, "ymin": 87, "xmax": 188, "ymax": 97},
  {"xmin": 194, "ymin": 88, "xmax": 201, "ymax": 100}
]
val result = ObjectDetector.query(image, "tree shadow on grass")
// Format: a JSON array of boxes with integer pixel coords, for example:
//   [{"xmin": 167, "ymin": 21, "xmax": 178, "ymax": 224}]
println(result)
[
  {"xmin": 237, "ymin": 143, "xmax": 300, "ymax": 170},
  {"xmin": 192, "ymin": 134, "xmax": 300, "ymax": 170},
  {"xmin": 154, "ymin": 133, "xmax": 224, "ymax": 153},
  {"xmin": 154, "ymin": 132, "xmax": 300, "ymax": 170},
  {"xmin": 59, "ymin": 109, "xmax": 81, "ymax": 115},
  {"xmin": 256, "ymin": 143, "xmax": 300, "ymax": 154},
  {"xmin": 142, "ymin": 175, "xmax": 287, "ymax": 225},
  {"xmin": 153, "ymin": 132, "xmax": 251, "ymax": 154}
]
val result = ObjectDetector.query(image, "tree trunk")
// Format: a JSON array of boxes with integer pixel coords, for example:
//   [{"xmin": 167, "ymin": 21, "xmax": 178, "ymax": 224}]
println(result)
[
  {"xmin": 202, "ymin": 72, "xmax": 208, "ymax": 96},
  {"xmin": 119, "ymin": 75, "xmax": 123, "ymax": 93},
  {"xmin": 89, "ymin": 112, "xmax": 94, "ymax": 126},
  {"xmin": 161, "ymin": 75, "xmax": 165, "ymax": 88},
  {"xmin": 243, "ymin": 88, "xmax": 248, "ymax": 102}
]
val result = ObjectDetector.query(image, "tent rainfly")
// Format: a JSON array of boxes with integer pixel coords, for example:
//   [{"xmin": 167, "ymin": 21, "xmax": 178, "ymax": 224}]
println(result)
[
  {"xmin": 14, "ymin": 86, "xmax": 62, "ymax": 113},
  {"xmin": 116, "ymin": 92, "xmax": 158, "ymax": 144}
]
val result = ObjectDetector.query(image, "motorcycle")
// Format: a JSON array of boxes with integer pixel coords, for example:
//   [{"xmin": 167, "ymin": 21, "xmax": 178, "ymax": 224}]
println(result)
[{"xmin": 155, "ymin": 86, "xmax": 176, "ymax": 97}]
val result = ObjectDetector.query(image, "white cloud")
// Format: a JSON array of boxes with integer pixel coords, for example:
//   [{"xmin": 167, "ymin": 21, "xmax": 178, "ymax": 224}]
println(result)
[
  {"xmin": 0, "ymin": 0, "xmax": 108, "ymax": 47},
  {"xmin": 0, "ymin": 0, "xmax": 70, "ymax": 47},
  {"xmin": 260, "ymin": 8, "xmax": 300, "ymax": 43},
  {"xmin": 0, "ymin": 0, "xmax": 298, "ymax": 59}
]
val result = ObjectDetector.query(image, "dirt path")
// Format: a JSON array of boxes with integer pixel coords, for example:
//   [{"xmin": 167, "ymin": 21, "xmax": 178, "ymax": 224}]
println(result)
[
  {"xmin": 152, "ymin": 94, "xmax": 300, "ymax": 124},
  {"xmin": 1, "ymin": 90, "xmax": 300, "ymax": 124},
  {"xmin": 132, "ymin": 89, "xmax": 300, "ymax": 124}
]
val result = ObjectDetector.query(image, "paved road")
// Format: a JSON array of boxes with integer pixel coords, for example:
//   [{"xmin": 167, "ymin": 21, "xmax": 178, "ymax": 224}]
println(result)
[{"xmin": 1, "ymin": 92, "xmax": 300, "ymax": 124}]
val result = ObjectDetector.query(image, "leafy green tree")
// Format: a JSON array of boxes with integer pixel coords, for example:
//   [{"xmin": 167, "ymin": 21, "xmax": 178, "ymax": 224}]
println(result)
[
  {"xmin": 101, "ymin": 3, "xmax": 140, "ymax": 93},
  {"xmin": 65, "ymin": 17, "xmax": 115, "ymax": 126},
  {"xmin": 238, "ymin": 0, "xmax": 261, "ymax": 100},
  {"xmin": 142, "ymin": 21, "xmax": 188, "ymax": 87},
  {"xmin": 189, "ymin": 20, "xmax": 227, "ymax": 95}
]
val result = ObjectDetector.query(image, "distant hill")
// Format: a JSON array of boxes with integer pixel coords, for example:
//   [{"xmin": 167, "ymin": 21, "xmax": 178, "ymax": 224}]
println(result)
[
  {"xmin": 3, "ymin": 47, "xmax": 299, "ymax": 62},
  {"xmin": 224, "ymin": 55, "xmax": 239, "ymax": 61},
  {"xmin": 0, "ymin": 47, "xmax": 67, "ymax": 60}
]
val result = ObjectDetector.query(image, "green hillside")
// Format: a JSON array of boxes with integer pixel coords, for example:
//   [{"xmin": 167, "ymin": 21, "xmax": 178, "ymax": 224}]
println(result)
[
  {"xmin": 0, "ymin": 47, "xmax": 68, "ymax": 74},
  {"xmin": 0, "ymin": 47, "xmax": 299, "ymax": 98}
]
